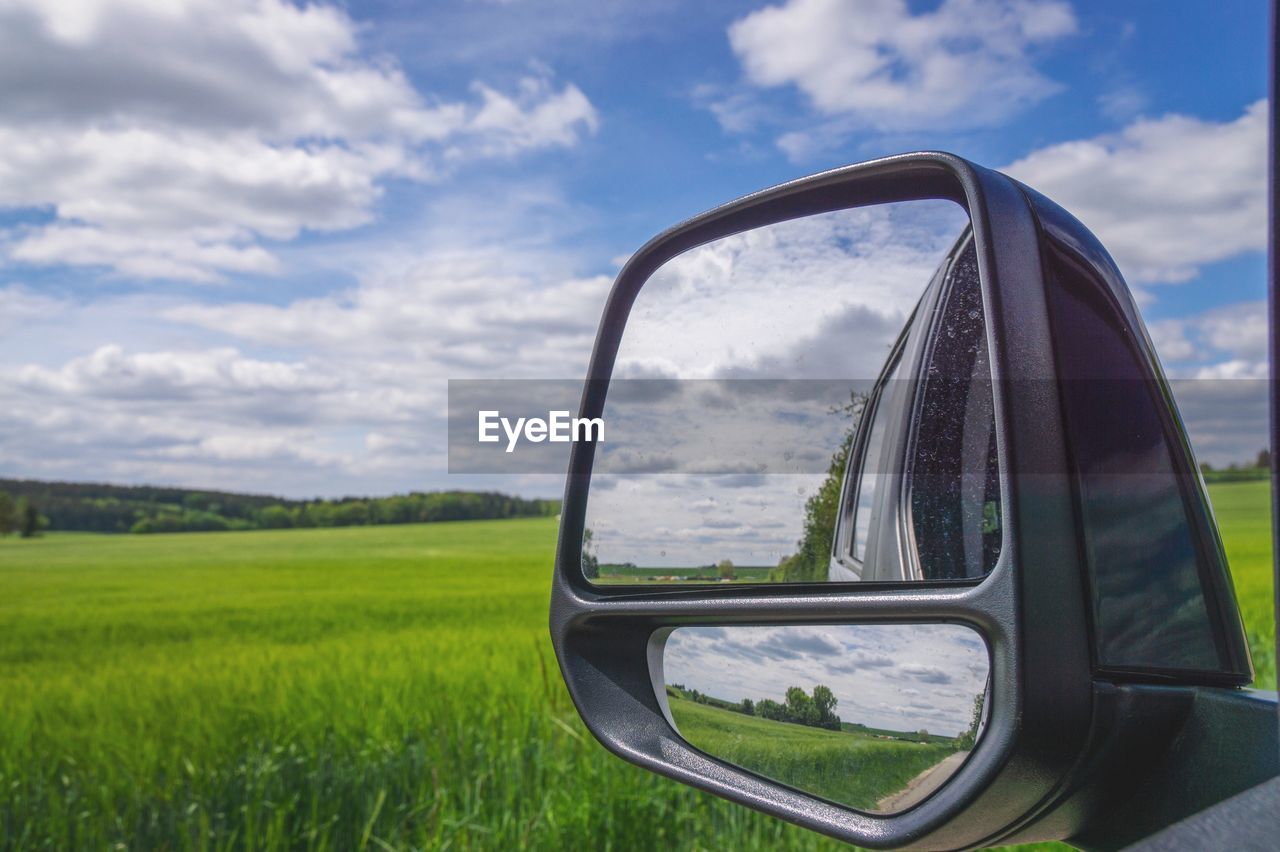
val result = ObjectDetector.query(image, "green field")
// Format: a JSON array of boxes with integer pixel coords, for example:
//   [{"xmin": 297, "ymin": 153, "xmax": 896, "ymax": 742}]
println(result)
[
  {"xmin": 668, "ymin": 697, "xmax": 961, "ymax": 813},
  {"xmin": 0, "ymin": 481, "xmax": 1272, "ymax": 850},
  {"xmin": 1212, "ymin": 480, "xmax": 1275, "ymax": 688}
]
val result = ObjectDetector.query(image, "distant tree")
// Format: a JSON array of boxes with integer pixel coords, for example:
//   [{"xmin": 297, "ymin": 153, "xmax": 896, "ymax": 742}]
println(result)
[
  {"xmin": 0, "ymin": 491, "xmax": 14, "ymax": 537},
  {"xmin": 1199, "ymin": 461, "xmax": 1213, "ymax": 474},
  {"xmin": 917, "ymin": 728, "xmax": 930, "ymax": 742},
  {"xmin": 258, "ymin": 505, "xmax": 294, "ymax": 529},
  {"xmin": 1257, "ymin": 448, "xmax": 1272, "ymax": 470},
  {"xmin": 330, "ymin": 501, "xmax": 369, "ymax": 527},
  {"xmin": 581, "ymin": 528, "xmax": 600, "ymax": 579},
  {"xmin": 0, "ymin": 479, "xmax": 561, "ymax": 534},
  {"xmin": 717, "ymin": 559, "xmax": 736, "ymax": 581},
  {"xmin": 17, "ymin": 498, "xmax": 40, "ymax": 538},
  {"xmin": 739, "ymin": 698, "xmax": 754, "ymax": 716}
]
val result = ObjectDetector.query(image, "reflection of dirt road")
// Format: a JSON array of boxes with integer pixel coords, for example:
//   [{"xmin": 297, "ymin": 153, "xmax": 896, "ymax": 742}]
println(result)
[{"xmin": 877, "ymin": 751, "xmax": 969, "ymax": 813}]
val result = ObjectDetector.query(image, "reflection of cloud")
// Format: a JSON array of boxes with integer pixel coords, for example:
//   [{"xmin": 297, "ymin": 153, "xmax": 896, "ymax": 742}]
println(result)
[
  {"xmin": 615, "ymin": 202, "xmax": 965, "ymax": 381},
  {"xmin": 760, "ymin": 632, "xmax": 840, "ymax": 658},
  {"xmin": 588, "ymin": 474, "xmax": 821, "ymax": 567},
  {"xmin": 664, "ymin": 624, "xmax": 988, "ymax": 737},
  {"xmin": 897, "ymin": 664, "xmax": 953, "ymax": 685}
]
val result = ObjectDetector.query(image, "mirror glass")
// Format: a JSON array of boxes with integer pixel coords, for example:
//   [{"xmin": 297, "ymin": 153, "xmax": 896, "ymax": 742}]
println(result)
[
  {"xmin": 661, "ymin": 624, "xmax": 990, "ymax": 814},
  {"xmin": 583, "ymin": 200, "xmax": 1000, "ymax": 585}
]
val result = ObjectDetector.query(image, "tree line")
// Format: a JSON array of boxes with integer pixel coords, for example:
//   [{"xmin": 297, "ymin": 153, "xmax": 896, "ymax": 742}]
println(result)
[
  {"xmin": 1199, "ymin": 449, "xmax": 1271, "ymax": 483},
  {"xmin": 0, "ymin": 479, "xmax": 559, "ymax": 535},
  {"xmin": 672, "ymin": 682, "xmax": 842, "ymax": 731},
  {"xmin": 0, "ymin": 491, "xmax": 44, "ymax": 538}
]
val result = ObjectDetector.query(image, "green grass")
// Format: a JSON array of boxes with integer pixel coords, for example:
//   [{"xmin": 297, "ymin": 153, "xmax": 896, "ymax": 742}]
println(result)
[
  {"xmin": 668, "ymin": 697, "xmax": 960, "ymax": 813},
  {"xmin": 1209, "ymin": 480, "xmax": 1275, "ymax": 689},
  {"xmin": 0, "ymin": 479, "xmax": 1271, "ymax": 850},
  {"xmin": 0, "ymin": 519, "xmax": 840, "ymax": 850}
]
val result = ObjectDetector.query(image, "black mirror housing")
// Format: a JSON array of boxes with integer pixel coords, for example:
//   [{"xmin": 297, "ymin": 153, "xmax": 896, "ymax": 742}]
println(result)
[{"xmin": 549, "ymin": 153, "xmax": 1270, "ymax": 848}]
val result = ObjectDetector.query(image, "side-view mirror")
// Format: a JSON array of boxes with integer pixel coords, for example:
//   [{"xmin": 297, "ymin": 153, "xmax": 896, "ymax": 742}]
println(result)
[{"xmin": 550, "ymin": 153, "xmax": 1278, "ymax": 848}]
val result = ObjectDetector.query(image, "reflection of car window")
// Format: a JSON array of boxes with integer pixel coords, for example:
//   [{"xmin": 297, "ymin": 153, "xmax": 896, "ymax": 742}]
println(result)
[
  {"xmin": 851, "ymin": 356, "xmax": 903, "ymax": 563},
  {"xmin": 908, "ymin": 240, "xmax": 1001, "ymax": 580}
]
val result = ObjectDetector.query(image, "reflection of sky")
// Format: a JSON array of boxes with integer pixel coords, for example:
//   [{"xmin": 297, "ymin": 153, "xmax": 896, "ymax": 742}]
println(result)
[
  {"xmin": 588, "ymin": 473, "xmax": 820, "ymax": 567},
  {"xmin": 616, "ymin": 202, "xmax": 967, "ymax": 383},
  {"xmin": 583, "ymin": 202, "xmax": 965, "ymax": 569},
  {"xmin": 663, "ymin": 624, "xmax": 989, "ymax": 738}
]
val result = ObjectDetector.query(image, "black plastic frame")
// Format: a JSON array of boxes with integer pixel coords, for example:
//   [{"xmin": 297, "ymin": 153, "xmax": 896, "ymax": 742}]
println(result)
[
  {"xmin": 550, "ymin": 153, "xmax": 1096, "ymax": 848},
  {"xmin": 1027, "ymin": 191, "xmax": 1254, "ymax": 686}
]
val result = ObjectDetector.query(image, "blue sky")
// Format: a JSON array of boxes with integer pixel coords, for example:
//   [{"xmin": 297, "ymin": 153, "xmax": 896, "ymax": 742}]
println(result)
[{"xmin": 0, "ymin": 0, "xmax": 1270, "ymax": 497}]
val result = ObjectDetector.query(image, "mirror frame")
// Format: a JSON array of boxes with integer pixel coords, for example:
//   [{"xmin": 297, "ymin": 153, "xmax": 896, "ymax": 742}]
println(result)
[{"xmin": 548, "ymin": 152, "xmax": 1253, "ymax": 848}]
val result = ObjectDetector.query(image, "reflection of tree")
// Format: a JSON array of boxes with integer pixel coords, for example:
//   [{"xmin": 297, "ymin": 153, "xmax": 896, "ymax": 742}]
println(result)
[
  {"xmin": 717, "ymin": 559, "xmax": 736, "ymax": 580},
  {"xmin": 954, "ymin": 691, "xmax": 984, "ymax": 750},
  {"xmin": 772, "ymin": 390, "xmax": 869, "ymax": 582},
  {"xmin": 581, "ymin": 528, "xmax": 599, "ymax": 579},
  {"xmin": 750, "ymin": 685, "xmax": 841, "ymax": 730}
]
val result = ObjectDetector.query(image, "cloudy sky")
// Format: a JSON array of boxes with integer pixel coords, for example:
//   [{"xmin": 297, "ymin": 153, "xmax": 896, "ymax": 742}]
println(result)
[
  {"xmin": 664, "ymin": 624, "xmax": 990, "ymax": 737},
  {"xmin": 0, "ymin": 0, "xmax": 1268, "ymax": 498}
]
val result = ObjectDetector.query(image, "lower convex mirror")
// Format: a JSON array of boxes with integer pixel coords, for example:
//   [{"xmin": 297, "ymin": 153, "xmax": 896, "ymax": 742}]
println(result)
[{"xmin": 660, "ymin": 624, "xmax": 990, "ymax": 814}]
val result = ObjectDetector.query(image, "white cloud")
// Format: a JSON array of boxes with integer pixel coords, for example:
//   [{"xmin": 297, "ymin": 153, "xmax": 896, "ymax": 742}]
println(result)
[
  {"xmin": 0, "ymin": 0, "xmax": 598, "ymax": 281},
  {"xmin": 0, "ymin": 218, "xmax": 613, "ymax": 493},
  {"xmin": 1005, "ymin": 100, "xmax": 1267, "ymax": 284},
  {"xmin": 723, "ymin": 0, "xmax": 1075, "ymax": 141},
  {"xmin": 1194, "ymin": 300, "xmax": 1268, "ymax": 364},
  {"xmin": 1139, "ymin": 300, "xmax": 1268, "ymax": 467},
  {"xmin": 16, "ymin": 344, "xmax": 336, "ymax": 398},
  {"xmin": 165, "ymin": 251, "xmax": 612, "ymax": 375},
  {"xmin": 1146, "ymin": 319, "xmax": 1196, "ymax": 363},
  {"xmin": 456, "ymin": 76, "xmax": 600, "ymax": 158},
  {"xmin": 0, "ymin": 284, "xmax": 68, "ymax": 334}
]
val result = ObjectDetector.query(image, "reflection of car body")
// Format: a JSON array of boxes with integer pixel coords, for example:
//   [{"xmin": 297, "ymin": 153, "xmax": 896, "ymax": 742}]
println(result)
[
  {"xmin": 551, "ymin": 152, "xmax": 1279, "ymax": 848},
  {"xmin": 831, "ymin": 230, "xmax": 999, "ymax": 583}
]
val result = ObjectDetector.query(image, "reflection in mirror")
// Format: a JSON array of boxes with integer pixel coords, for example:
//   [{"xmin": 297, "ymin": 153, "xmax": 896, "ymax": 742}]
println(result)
[
  {"xmin": 583, "ymin": 200, "xmax": 999, "ymax": 585},
  {"xmin": 661, "ymin": 624, "xmax": 989, "ymax": 814}
]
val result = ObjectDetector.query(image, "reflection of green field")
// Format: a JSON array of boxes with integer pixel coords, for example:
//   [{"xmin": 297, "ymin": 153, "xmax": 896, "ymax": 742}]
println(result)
[
  {"xmin": 596, "ymin": 564, "xmax": 774, "ymax": 583},
  {"xmin": 668, "ymin": 696, "xmax": 960, "ymax": 812}
]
